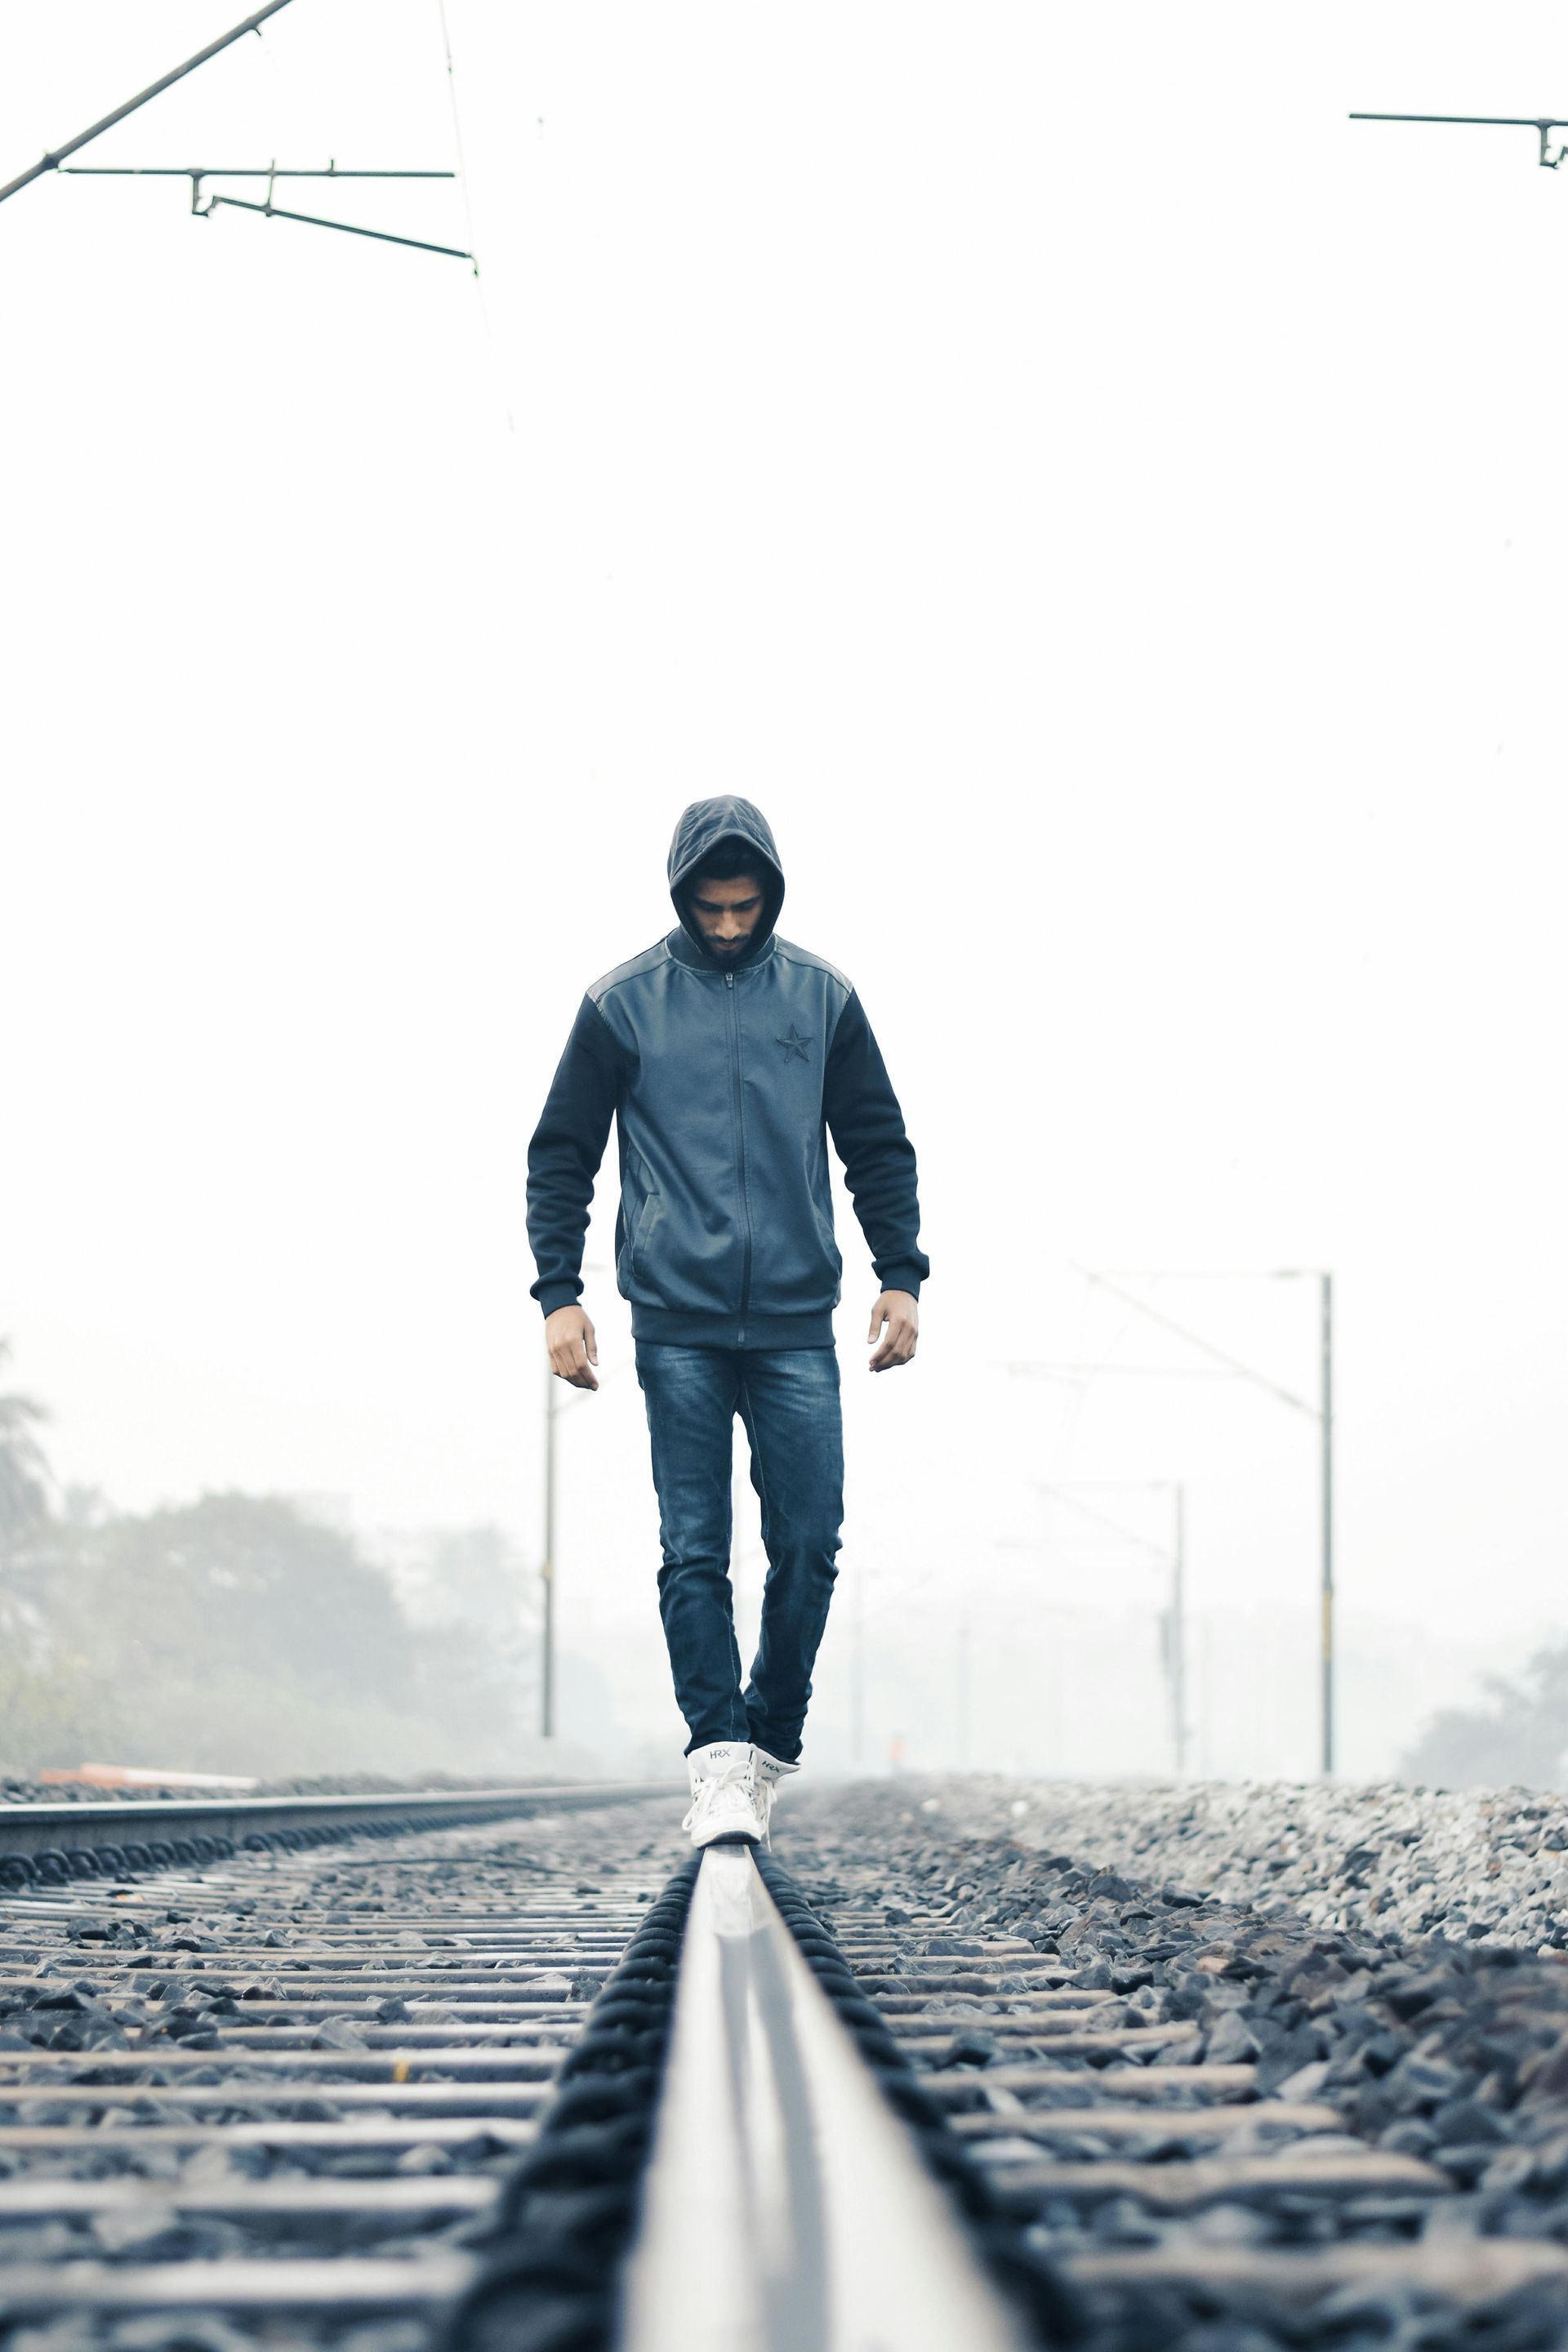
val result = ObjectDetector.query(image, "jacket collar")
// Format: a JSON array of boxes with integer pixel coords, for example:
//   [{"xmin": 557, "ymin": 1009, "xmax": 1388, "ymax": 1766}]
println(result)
[{"xmin": 666, "ymin": 926, "xmax": 777, "ymax": 976}]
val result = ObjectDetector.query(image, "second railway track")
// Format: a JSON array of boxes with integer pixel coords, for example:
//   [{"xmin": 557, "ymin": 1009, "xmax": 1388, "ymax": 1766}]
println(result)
[
  {"xmin": 3, "ymin": 1778, "xmax": 1568, "ymax": 2350},
  {"xmin": 0, "ymin": 1784, "xmax": 684, "ymax": 2345}
]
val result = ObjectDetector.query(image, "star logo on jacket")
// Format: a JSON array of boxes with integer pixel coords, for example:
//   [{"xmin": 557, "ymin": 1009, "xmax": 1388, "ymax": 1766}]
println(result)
[{"xmin": 776, "ymin": 1023, "xmax": 813, "ymax": 1063}]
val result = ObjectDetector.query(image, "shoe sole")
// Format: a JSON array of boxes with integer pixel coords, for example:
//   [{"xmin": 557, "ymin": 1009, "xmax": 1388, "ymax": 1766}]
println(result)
[{"xmin": 689, "ymin": 1824, "xmax": 764, "ymax": 1849}]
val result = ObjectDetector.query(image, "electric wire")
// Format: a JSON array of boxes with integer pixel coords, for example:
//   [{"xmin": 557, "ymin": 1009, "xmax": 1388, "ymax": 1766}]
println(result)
[
  {"xmin": 435, "ymin": 0, "xmax": 516, "ymax": 433},
  {"xmin": 1036, "ymin": 1485, "xmax": 1172, "ymax": 1566},
  {"xmin": 435, "ymin": 0, "xmax": 482, "ymax": 270},
  {"xmin": 1078, "ymin": 1268, "xmax": 1320, "ymax": 1417},
  {"xmin": 0, "ymin": 1, "xmax": 298, "ymax": 207}
]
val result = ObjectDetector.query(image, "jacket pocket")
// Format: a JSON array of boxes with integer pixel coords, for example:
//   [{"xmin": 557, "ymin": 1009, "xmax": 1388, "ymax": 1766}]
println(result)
[
  {"xmin": 619, "ymin": 1159, "xmax": 660, "ymax": 1291},
  {"xmin": 622, "ymin": 1178, "xmax": 746, "ymax": 1316},
  {"xmin": 628, "ymin": 1188, "xmax": 660, "ymax": 1284},
  {"xmin": 741, "ymin": 1166, "xmax": 843, "ymax": 1316}
]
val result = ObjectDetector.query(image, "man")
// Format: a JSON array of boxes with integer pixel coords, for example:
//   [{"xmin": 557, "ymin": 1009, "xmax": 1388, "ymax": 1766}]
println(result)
[{"xmin": 526, "ymin": 797, "xmax": 927, "ymax": 1846}]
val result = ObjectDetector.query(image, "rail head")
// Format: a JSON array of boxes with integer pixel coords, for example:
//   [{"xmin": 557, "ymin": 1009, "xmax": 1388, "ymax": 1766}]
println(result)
[{"xmin": 620, "ymin": 1844, "xmax": 1028, "ymax": 2352}]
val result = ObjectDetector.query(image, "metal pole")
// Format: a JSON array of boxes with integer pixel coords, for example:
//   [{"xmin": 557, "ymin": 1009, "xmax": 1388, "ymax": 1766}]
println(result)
[
  {"xmin": 1173, "ymin": 1485, "xmax": 1187, "ymax": 1778},
  {"xmin": 61, "ymin": 166, "xmax": 457, "ymax": 179},
  {"xmin": 851, "ymin": 1568, "xmax": 866, "ymax": 1768},
  {"xmin": 1321, "ymin": 1271, "xmax": 1334, "ymax": 1776},
  {"xmin": 955, "ymin": 1622, "xmax": 969, "ymax": 1770},
  {"xmin": 0, "ymin": 1, "xmax": 298, "ymax": 208},
  {"xmin": 541, "ymin": 1365, "xmax": 557, "ymax": 1739},
  {"xmin": 1055, "ymin": 1268, "xmax": 1339, "ymax": 1780}
]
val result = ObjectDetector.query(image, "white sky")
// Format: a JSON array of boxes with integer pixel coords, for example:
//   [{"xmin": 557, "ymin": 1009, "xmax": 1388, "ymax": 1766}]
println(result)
[{"xmin": 3, "ymin": 2, "xmax": 1566, "ymax": 1782}]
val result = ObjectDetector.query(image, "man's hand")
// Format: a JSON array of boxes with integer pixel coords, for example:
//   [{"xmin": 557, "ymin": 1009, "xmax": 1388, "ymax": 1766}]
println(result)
[
  {"xmin": 546, "ymin": 1303, "xmax": 599, "ymax": 1390},
  {"xmin": 867, "ymin": 1290, "xmax": 919, "ymax": 1372}
]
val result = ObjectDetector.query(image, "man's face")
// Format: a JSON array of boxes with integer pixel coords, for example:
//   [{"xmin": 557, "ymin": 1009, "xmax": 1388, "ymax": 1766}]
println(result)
[{"xmin": 688, "ymin": 872, "xmax": 766, "ymax": 960}]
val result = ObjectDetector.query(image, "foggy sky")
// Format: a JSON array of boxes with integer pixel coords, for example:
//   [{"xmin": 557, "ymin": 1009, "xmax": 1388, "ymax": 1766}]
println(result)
[{"xmin": 3, "ymin": 2, "xmax": 1566, "ymax": 1780}]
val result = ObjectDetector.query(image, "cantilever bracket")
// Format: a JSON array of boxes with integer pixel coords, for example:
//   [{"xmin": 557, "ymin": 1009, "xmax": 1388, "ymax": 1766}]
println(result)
[
  {"xmin": 60, "ymin": 160, "xmax": 471, "ymax": 263},
  {"xmin": 1350, "ymin": 111, "xmax": 1568, "ymax": 171},
  {"xmin": 203, "ymin": 190, "xmax": 471, "ymax": 261}
]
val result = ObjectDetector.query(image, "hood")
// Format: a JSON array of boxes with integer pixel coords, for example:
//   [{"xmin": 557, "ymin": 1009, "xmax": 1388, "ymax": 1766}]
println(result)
[{"xmin": 667, "ymin": 795, "xmax": 786, "ymax": 965}]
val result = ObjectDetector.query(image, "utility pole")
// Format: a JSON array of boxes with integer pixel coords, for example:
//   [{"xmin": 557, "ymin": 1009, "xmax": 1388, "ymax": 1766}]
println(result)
[
  {"xmin": 1080, "ymin": 1271, "xmax": 1336, "ymax": 1775},
  {"xmin": 1009, "ymin": 1266, "xmax": 1337, "ymax": 1775},
  {"xmin": 851, "ymin": 1568, "xmax": 866, "ymax": 1769},
  {"xmin": 538, "ymin": 1263, "xmax": 610, "ymax": 1743},
  {"xmin": 955, "ymin": 1621, "xmax": 970, "ymax": 1771},
  {"xmin": 541, "ymin": 1361, "xmax": 558, "ymax": 1739},
  {"xmin": 1172, "ymin": 1484, "xmax": 1187, "ymax": 1777},
  {"xmin": 1321, "ymin": 1271, "xmax": 1334, "ymax": 1778}
]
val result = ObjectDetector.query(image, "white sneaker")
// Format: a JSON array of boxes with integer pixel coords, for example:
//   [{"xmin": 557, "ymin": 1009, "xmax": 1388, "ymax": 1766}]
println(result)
[
  {"xmin": 682, "ymin": 1743, "xmax": 765, "ymax": 1848},
  {"xmin": 751, "ymin": 1744, "xmax": 800, "ymax": 1838}
]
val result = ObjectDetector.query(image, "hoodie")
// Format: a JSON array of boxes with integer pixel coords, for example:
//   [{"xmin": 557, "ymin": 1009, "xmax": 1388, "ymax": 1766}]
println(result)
[{"xmin": 526, "ymin": 797, "xmax": 928, "ymax": 1350}]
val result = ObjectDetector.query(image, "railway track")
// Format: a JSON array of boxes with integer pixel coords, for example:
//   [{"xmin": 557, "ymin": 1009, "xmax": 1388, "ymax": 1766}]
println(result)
[{"xmin": 2, "ymin": 1780, "xmax": 1567, "ymax": 2351}]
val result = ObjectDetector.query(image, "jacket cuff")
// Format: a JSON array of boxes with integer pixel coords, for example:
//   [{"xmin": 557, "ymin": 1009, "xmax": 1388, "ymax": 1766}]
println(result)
[
  {"xmin": 875, "ymin": 1266, "xmax": 924, "ymax": 1300},
  {"xmin": 536, "ymin": 1283, "xmax": 582, "ymax": 1318}
]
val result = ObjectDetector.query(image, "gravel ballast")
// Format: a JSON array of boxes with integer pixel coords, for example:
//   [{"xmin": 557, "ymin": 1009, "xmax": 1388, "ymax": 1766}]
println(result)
[
  {"xmin": 933, "ymin": 1777, "xmax": 1568, "ymax": 1953},
  {"xmin": 770, "ymin": 1778, "xmax": 1568, "ymax": 2350}
]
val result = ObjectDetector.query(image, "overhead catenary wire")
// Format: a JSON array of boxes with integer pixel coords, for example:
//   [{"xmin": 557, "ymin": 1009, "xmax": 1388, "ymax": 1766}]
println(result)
[
  {"xmin": 1039, "ymin": 1276, "xmax": 1120, "ymax": 1499},
  {"xmin": 434, "ymin": 0, "xmax": 517, "ymax": 430},
  {"xmin": 0, "ymin": 1, "xmax": 299, "ymax": 208},
  {"xmin": 902, "ymin": 1288, "xmax": 1151, "ymax": 1758},
  {"xmin": 1076, "ymin": 1267, "xmax": 1320, "ymax": 1418},
  {"xmin": 1006, "ymin": 1363, "xmax": 1256, "ymax": 1382},
  {"xmin": 435, "ymin": 0, "xmax": 482, "ymax": 270},
  {"xmin": 1066, "ymin": 1265, "xmax": 1335, "ymax": 1779},
  {"xmin": 1036, "ymin": 1484, "xmax": 1173, "ymax": 1565}
]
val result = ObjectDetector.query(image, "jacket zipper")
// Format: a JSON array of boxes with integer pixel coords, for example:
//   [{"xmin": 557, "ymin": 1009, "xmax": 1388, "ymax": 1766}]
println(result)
[{"xmin": 724, "ymin": 970, "xmax": 753, "ymax": 1339}]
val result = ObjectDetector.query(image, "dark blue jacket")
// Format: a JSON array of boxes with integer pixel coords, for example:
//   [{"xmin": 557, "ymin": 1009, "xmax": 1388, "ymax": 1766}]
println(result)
[{"xmin": 527, "ymin": 797, "xmax": 929, "ymax": 1350}]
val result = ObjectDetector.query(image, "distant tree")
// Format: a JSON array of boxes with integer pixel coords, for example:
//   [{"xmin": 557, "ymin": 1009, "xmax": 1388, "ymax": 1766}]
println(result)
[
  {"xmin": 394, "ymin": 1523, "xmax": 538, "ymax": 1754},
  {"xmin": 0, "ymin": 1340, "xmax": 51, "ymax": 1542},
  {"xmin": 71, "ymin": 1492, "xmax": 420, "ymax": 1712},
  {"xmin": 0, "ymin": 1349, "xmax": 546, "ymax": 1777},
  {"xmin": 399, "ymin": 1524, "xmax": 535, "ymax": 1646},
  {"xmin": 1401, "ymin": 1645, "xmax": 1568, "ymax": 1790}
]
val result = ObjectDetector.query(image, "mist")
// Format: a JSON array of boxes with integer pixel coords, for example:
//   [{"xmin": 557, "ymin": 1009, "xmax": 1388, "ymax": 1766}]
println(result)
[{"xmin": 3, "ymin": 1, "xmax": 1566, "ymax": 1790}]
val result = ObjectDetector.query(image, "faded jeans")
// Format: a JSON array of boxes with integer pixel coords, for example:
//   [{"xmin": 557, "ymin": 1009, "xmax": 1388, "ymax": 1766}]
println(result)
[{"xmin": 634, "ymin": 1343, "xmax": 844, "ymax": 1762}]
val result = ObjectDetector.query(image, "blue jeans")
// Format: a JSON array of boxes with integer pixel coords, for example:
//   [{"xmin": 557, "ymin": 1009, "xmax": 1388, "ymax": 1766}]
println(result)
[{"xmin": 634, "ymin": 1343, "xmax": 844, "ymax": 1762}]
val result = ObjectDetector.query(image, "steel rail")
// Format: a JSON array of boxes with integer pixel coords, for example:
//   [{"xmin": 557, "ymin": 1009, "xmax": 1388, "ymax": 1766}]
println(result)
[
  {"xmin": 0, "ymin": 1795, "xmax": 679, "ymax": 2328},
  {"xmin": 620, "ymin": 1845, "xmax": 1027, "ymax": 2352},
  {"xmin": 0, "ymin": 1780, "xmax": 675, "ymax": 1866}
]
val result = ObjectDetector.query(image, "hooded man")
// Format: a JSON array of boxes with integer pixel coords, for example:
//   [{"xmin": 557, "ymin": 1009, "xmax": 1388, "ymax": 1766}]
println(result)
[{"xmin": 526, "ymin": 798, "xmax": 928, "ymax": 1845}]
